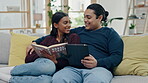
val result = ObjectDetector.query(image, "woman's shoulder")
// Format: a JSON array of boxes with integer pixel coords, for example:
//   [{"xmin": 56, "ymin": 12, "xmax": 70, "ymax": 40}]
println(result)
[
  {"xmin": 40, "ymin": 35, "xmax": 56, "ymax": 45},
  {"xmin": 44, "ymin": 35, "xmax": 55, "ymax": 40},
  {"xmin": 69, "ymin": 33, "xmax": 80, "ymax": 39},
  {"xmin": 69, "ymin": 33, "xmax": 79, "ymax": 38}
]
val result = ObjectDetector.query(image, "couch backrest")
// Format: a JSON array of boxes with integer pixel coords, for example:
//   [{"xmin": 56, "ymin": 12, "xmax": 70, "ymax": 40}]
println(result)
[
  {"xmin": 0, "ymin": 32, "xmax": 46, "ymax": 65},
  {"xmin": 0, "ymin": 32, "xmax": 11, "ymax": 64}
]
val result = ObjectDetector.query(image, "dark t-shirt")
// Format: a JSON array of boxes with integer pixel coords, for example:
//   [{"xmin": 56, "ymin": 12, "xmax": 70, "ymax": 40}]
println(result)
[{"xmin": 25, "ymin": 33, "xmax": 80, "ymax": 71}]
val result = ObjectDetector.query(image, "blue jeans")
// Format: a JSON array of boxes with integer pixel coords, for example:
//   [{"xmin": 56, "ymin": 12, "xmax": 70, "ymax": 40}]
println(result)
[
  {"xmin": 52, "ymin": 66, "xmax": 113, "ymax": 83},
  {"xmin": 9, "ymin": 58, "xmax": 56, "ymax": 83}
]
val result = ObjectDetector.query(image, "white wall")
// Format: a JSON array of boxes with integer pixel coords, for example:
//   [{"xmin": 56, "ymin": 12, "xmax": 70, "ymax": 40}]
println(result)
[{"xmin": 100, "ymin": 0, "xmax": 129, "ymax": 35}]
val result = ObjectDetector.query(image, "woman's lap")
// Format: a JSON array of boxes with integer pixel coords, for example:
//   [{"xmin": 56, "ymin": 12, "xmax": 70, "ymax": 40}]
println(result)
[
  {"xmin": 11, "ymin": 58, "xmax": 56, "ymax": 76},
  {"xmin": 9, "ymin": 58, "xmax": 55, "ymax": 83}
]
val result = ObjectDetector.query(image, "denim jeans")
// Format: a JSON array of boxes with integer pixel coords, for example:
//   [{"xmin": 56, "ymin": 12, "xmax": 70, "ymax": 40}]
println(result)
[
  {"xmin": 9, "ymin": 58, "xmax": 55, "ymax": 83},
  {"xmin": 52, "ymin": 66, "xmax": 113, "ymax": 83}
]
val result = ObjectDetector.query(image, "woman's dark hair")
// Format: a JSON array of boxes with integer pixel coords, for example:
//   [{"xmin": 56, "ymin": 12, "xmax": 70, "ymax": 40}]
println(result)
[
  {"xmin": 50, "ymin": 12, "xmax": 69, "ymax": 43},
  {"xmin": 87, "ymin": 3, "xmax": 109, "ymax": 22}
]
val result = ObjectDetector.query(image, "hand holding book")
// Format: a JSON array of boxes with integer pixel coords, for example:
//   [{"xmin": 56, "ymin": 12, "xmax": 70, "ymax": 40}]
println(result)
[
  {"xmin": 40, "ymin": 50, "xmax": 57, "ymax": 64},
  {"xmin": 26, "ymin": 42, "xmax": 37, "ymax": 55}
]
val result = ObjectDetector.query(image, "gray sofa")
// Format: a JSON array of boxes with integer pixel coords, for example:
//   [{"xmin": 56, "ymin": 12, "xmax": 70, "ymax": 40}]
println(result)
[{"xmin": 0, "ymin": 32, "xmax": 148, "ymax": 83}]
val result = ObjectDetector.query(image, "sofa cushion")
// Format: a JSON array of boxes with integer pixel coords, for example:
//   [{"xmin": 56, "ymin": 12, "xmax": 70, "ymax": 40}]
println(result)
[
  {"xmin": 0, "ymin": 66, "xmax": 14, "ymax": 82},
  {"xmin": 8, "ymin": 32, "xmax": 38, "ymax": 66},
  {"xmin": 111, "ymin": 75, "xmax": 148, "ymax": 83},
  {"xmin": 0, "ymin": 32, "xmax": 11, "ymax": 64},
  {"xmin": 114, "ymin": 35, "xmax": 148, "ymax": 76}
]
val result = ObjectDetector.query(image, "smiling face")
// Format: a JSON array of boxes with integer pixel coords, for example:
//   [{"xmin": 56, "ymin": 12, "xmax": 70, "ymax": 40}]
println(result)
[
  {"xmin": 54, "ymin": 16, "xmax": 71, "ymax": 35},
  {"xmin": 84, "ymin": 9, "xmax": 103, "ymax": 30}
]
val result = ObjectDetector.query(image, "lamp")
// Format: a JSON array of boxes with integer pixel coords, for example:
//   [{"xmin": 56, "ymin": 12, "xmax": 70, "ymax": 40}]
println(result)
[{"xmin": 34, "ymin": 13, "xmax": 42, "ymax": 28}]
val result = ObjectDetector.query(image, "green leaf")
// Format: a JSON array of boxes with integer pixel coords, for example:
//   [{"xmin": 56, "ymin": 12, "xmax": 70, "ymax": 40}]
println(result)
[
  {"xmin": 48, "ymin": 10, "xmax": 53, "ymax": 19},
  {"xmin": 47, "ymin": 3, "xmax": 51, "ymax": 7},
  {"xmin": 51, "ymin": 0, "xmax": 56, "ymax": 2},
  {"xmin": 102, "ymin": 21, "xmax": 108, "ymax": 27},
  {"xmin": 129, "ymin": 23, "xmax": 135, "ymax": 29}
]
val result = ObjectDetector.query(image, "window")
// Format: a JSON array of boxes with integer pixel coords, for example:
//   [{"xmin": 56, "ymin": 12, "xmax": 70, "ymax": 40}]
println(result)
[
  {"xmin": 0, "ymin": 0, "xmax": 97, "ymax": 33},
  {"xmin": 0, "ymin": 0, "xmax": 48, "ymax": 33},
  {"xmin": 68, "ymin": 0, "xmax": 91, "ymax": 28}
]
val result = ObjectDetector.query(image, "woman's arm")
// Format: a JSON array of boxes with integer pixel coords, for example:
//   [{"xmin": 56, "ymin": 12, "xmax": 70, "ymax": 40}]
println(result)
[
  {"xmin": 26, "ymin": 42, "xmax": 37, "ymax": 55},
  {"xmin": 26, "ymin": 35, "xmax": 50, "ymax": 55},
  {"xmin": 25, "ymin": 50, "xmax": 39, "ymax": 63}
]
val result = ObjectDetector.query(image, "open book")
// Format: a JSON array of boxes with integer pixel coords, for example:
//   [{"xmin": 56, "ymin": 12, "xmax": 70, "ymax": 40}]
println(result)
[
  {"xmin": 31, "ymin": 43, "xmax": 68, "ymax": 58},
  {"xmin": 32, "ymin": 43, "xmax": 89, "ymax": 68}
]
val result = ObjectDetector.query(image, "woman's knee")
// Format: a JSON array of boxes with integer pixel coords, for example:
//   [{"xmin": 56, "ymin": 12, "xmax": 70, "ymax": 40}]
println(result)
[
  {"xmin": 35, "ymin": 58, "xmax": 56, "ymax": 75},
  {"xmin": 10, "ymin": 58, "xmax": 56, "ymax": 76}
]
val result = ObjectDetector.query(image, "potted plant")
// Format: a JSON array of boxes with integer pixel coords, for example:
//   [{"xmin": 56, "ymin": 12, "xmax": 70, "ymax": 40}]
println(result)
[
  {"xmin": 129, "ymin": 23, "xmax": 136, "ymax": 35},
  {"xmin": 47, "ymin": 1, "xmax": 70, "ymax": 27}
]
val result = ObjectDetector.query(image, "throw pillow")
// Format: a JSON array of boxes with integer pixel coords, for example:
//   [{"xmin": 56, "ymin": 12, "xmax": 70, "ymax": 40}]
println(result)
[
  {"xmin": 114, "ymin": 36, "xmax": 148, "ymax": 76},
  {"xmin": 8, "ymin": 32, "xmax": 38, "ymax": 66}
]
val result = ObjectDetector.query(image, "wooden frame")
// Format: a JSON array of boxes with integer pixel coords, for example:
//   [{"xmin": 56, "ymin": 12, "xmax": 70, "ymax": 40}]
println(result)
[
  {"xmin": 0, "ymin": 0, "xmax": 98, "ymax": 33},
  {"xmin": 123, "ymin": 0, "xmax": 148, "ymax": 35}
]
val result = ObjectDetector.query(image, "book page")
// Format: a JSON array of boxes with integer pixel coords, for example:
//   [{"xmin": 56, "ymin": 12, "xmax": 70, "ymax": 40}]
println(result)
[
  {"xmin": 31, "ymin": 44, "xmax": 50, "ymax": 57},
  {"xmin": 48, "ymin": 43, "xmax": 67, "ymax": 48},
  {"xmin": 32, "ymin": 43, "xmax": 68, "ymax": 58}
]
